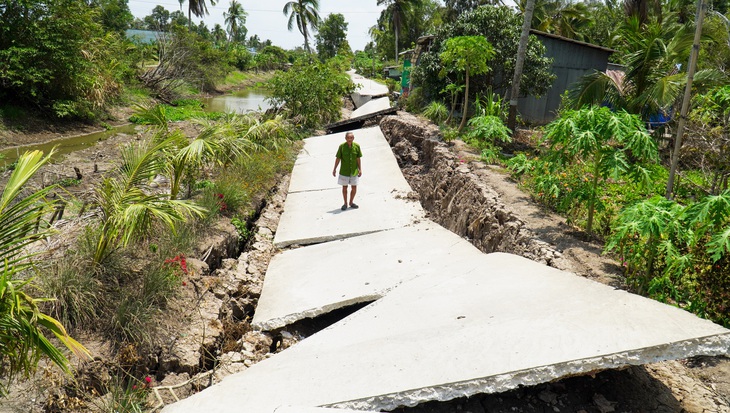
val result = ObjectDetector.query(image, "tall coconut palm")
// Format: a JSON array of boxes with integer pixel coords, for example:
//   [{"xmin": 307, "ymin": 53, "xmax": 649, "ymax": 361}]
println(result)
[
  {"xmin": 188, "ymin": 0, "xmax": 216, "ymax": 28},
  {"xmin": 0, "ymin": 149, "xmax": 89, "ymax": 395},
  {"xmin": 283, "ymin": 0, "xmax": 321, "ymax": 53},
  {"xmin": 377, "ymin": 0, "xmax": 423, "ymax": 63},
  {"xmin": 224, "ymin": 0, "xmax": 248, "ymax": 43}
]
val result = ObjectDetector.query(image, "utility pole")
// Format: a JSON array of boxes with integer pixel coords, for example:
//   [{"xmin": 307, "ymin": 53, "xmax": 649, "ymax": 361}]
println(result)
[
  {"xmin": 666, "ymin": 0, "xmax": 707, "ymax": 199},
  {"xmin": 507, "ymin": 0, "xmax": 535, "ymax": 135}
]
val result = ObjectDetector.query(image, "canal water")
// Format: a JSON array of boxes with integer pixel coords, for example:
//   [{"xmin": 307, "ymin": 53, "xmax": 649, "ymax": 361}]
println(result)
[
  {"xmin": 201, "ymin": 88, "xmax": 271, "ymax": 114},
  {"xmin": 1, "ymin": 88, "xmax": 272, "ymax": 165}
]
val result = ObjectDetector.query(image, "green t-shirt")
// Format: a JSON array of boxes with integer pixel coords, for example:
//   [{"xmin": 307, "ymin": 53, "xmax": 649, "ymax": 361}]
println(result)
[{"xmin": 336, "ymin": 142, "xmax": 362, "ymax": 177}]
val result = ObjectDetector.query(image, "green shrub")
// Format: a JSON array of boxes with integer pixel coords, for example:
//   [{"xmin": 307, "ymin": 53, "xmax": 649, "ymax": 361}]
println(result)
[
  {"xmin": 267, "ymin": 60, "xmax": 355, "ymax": 129},
  {"xmin": 404, "ymin": 87, "xmax": 427, "ymax": 113},
  {"xmin": 422, "ymin": 101, "xmax": 448, "ymax": 124}
]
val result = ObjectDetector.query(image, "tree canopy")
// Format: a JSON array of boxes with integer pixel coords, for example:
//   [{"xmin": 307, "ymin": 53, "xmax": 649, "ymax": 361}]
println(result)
[
  {"xmin": 412, "ymin": 5, "xmax": 554, "ymax": 105},
  {"xmin": 315, "ymin": 13, "xmax": 349, "ymax": 60}
]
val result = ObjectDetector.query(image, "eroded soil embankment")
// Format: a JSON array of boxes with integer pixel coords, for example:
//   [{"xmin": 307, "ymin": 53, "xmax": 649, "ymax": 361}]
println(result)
[{"xmin": 380, "ymin": 113, "xmax": 562, "ymax": 266}]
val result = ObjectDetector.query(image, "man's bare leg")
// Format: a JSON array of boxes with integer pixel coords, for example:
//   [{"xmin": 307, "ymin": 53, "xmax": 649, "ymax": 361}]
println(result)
[{"xmin": 349, "ymin": 185, "xmax": 358, "ymax": 207}]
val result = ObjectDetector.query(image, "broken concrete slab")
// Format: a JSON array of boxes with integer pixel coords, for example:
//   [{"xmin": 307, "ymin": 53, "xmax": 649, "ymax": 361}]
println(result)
[
  {"xmin": 273, "ymin": 127, "xmax": 423, "ymax": 247},
  {"xmin": 272, "ymin": 188, "xmax": 424, "ymax": 247},
  {"xmin": 274, "ymin": 407, "xmax": 380, "ymax": 413},
  {"xmin": 349, "ymin": 73, "xmax": 389, "ymax": 108},
  {"xmin": 162, "ymin": 253, "xmax": 730, "ymax": 413},
  {"xmin": 297, "ymin": 128, "xmax": 390, "ymax": 159},
  {"xmin": 351, "ymin": 97, "xmax": 391, "ymax": 119},
  {"xmin": 254, "ymin": 221, "xmax": 479, "ymax": 331},
  {"xmin": 288, "ymin": 144, "xmax": 411, "ymax": 194}
]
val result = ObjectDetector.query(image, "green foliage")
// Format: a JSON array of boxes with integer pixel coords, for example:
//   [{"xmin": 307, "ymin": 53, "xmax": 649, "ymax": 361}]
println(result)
[
  {"xmin": 92, "ymin": 139, "xmax": 205, "ymax": 265},
  {"xmin": 316, "ymin": 13, "xmax": 349, "ymax": 60},
  {"xmin": 231, "ymin": 216, "xmax": 253, "ymax": 243},
  {"xmin": 0, "ymin": 1, "xmax": 142, "ymax": 119},
  {"xmin": 352, "ymin": 51, "xmax": 384, "ymax": 79},
  {"xmin": 466, "ymin": 115, "xmax": 511, "ymax": 145},
  {"xmin": 412, "ymin": 5, "xmax": 554, "ymax": 113},
  {"xmin": 253, "ymin": 46, "xmax": 290, "ymax": 71},
  {"xmin": 57, "ymin": 178, "xmax": 82, "ymax": 187},
  {"xmin": 465, "ymin": 115, "xmax": 510, "ymax": 164},
  {"xmin": 606, "ymin": 191, "xmax": 730, "ymax": 327},
  {"xmin": 130, "ymin": 101, "xmax": 220, "ymax": 126},
  {"xmin": 473, "ymin": 90, "xmax": 506, "ymax": 120},
  {"xmin": 422, "ymin": 101, "xmax": 449, "ymax": 124},
  {"xmin": 440, "ymin": 35, "xmax": 495, "ymax": 132},
  {"xmin": 228, "ymin": 45, "xmax": 254, "ymax": 71},
  {"xmin": 372, "ymin": 0, "xmax": 443, "ymax": 61},
  {"xmin": 267, "ymin": 60, "xmax": 355, "ymax": 129},
  {"xmin": 543, "ymin": 106, "xmax": 658, "ymax": 234},
  {"xmin": 0, "ymin": 149, "xmax": 89, "ymax": 395},
  {"xmin": 404, "ymin": 87, "xmax": 428, "ymax": 113}
]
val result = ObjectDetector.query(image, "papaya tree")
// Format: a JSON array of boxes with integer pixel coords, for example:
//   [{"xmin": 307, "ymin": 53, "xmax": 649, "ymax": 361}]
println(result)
[
  {"xmin": 439, "ymin": 35, "xmax": 495, "ymax": 132},
  {"xmin": 544, "ymin": 106, "xmax": 658, "ymax": 235}
]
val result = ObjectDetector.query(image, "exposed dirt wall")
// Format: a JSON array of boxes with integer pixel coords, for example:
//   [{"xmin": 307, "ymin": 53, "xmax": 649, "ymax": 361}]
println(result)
[{"xmin": 380, "ymin": 112, "xmax": 561, "ymax": 267}]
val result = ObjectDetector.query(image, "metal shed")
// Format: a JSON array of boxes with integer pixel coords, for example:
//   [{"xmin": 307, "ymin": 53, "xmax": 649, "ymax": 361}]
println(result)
[{"xmin": 518, "ymin": 30, "xmax": 616, "ymax": 125}]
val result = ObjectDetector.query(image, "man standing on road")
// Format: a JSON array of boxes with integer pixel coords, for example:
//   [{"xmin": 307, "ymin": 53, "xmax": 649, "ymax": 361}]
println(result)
[{"xmin": 332, "ymin": 131, "xmax": 363, "ymax": 211}]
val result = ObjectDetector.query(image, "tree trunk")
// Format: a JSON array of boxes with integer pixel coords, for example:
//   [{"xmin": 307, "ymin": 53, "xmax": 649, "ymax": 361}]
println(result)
[
  {"xmin": 395, "ymin": 26, "xmax": 399, "ymax": 64},
  {"xmin": 666, "ymin": 0, "xmax": 707, "ymax": 199},
  {"xmin": 458, "ymin": 66, "xmax": 470, "ymax": 133},
  {"xmin": 507, "ymin": 0, "xmax": 535, "ymax": 135},
  {"xmin": 586, "ymin": 160, "xmax": 601, "ymax": 236}
]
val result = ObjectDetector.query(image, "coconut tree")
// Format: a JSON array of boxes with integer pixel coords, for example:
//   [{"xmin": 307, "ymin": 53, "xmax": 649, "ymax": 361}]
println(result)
[
  {"xmin": 0, "ymin": 149, "xmax": 89, "ymax": 395},
  {"xmin": 224, "ymin": 0, "xmax": 248, "ymax": 43},
  {"xmin": 376, "ymin": 0, "xmax": 423, "ymax": 63},
  {"xmin": 188, "ymin": 0, "xmax": 216, "ymax": 28},
  {"xmin": 283, "ymin": 0, "xmax": 321, "ymax": 53},
  {"xmin": 93, "ymin": 139, "xmax": 205, "ymax": 265}
]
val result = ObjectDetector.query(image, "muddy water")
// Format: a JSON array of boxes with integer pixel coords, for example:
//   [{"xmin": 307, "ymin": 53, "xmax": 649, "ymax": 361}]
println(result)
[
  {"xmin": 0, "ymin": 123, "xmax": 139, "ymax": 165},
  {"xmin": 0, "ymin": 89, "xmax": 271, "ymax": 166},
  {"xmin": 201, "ymin": 88, "xmax": 271, "ymax": 114}
]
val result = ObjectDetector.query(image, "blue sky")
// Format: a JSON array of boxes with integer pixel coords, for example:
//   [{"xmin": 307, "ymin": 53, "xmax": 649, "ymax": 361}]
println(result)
[{"xmin": 127, "ymin": 0, "xmax": 384, "ymax": 51}]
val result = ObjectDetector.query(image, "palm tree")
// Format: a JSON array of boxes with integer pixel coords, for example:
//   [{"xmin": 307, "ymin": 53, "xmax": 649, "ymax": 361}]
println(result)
[
  {"xmin": 570, "ymin": 16, "xmax": 722, "ymax": 117},
  {"xmin": 0, "ymin": 150, "xmax": 89, "ymax": 395},
  {"xmin": 224, "ymin": 0, "xmax": 248, "ymax": 43},
  {"xmin": 188, "ymin": 0, "xmax": 216, "ymax": 29},
  {"xmin": 283, "ymin": 0, "xmax": 321, "ymax": 53},
  {"xmin": 93, "ymin": 139, "xmax": 205, "ymax": 265},
  {"xmin": 377, "ymin": 0, "xmax": 423, "ymax": 63}
]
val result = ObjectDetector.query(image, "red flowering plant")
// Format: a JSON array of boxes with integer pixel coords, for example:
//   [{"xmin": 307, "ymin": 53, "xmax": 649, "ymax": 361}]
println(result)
[
  {"xmin": 164, "ymin": 254, "xmax": 188, "ymax": 276},
  {"xmin": 216, "ymin": 193, "xmax": 228, "ymax": 212}
]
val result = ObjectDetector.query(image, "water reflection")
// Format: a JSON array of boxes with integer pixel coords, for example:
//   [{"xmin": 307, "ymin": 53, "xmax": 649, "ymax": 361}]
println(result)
[{"xmin": 202, "ymin": 88, "xmax": 271, "ymax": 114}]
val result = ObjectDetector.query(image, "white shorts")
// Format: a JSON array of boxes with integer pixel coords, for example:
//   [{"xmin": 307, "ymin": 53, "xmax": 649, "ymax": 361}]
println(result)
[{"xmin": 337, "ymin": 174, "xmax": 359, "ymax": 186}]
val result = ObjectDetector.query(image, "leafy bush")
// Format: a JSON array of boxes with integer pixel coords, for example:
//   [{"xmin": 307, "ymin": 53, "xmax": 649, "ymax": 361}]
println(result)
[
  {"xmin": 606, "ymin": 191, "xmax": 730, "ymax": 327},
  {"xmin": 422, "ymin": 101, "xmax": 449, "ymax": 124},
  {"xmin": 352, "ymin": 51, "xmax": 383, "ymax": 78},
  {"xmin": 411, "ymin": 5, "xmax": 554, "ymax": 109},
  {"xmin": 267, "ymin": 60, "xmax": 355, "ymax": 129},
  {"xmin": 465, "ymin": 115, "xmax": 511, "ymax": 164},
  {"xmin": 404, "ymin": 87, "xmax": 427, "ymax": 113}
]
